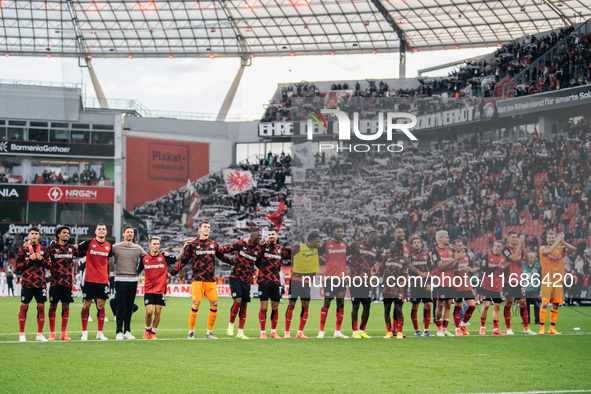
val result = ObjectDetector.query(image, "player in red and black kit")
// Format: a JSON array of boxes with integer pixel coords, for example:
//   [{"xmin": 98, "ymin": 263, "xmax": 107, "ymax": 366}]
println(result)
[
  {"xmin": 408, "ymin": 236, "xmax": 433, "ymax": 337},
  {"xmin": 502, "ymin": 231, "xmax": 535, "ymax": 335},
  {"xmin": 479, "ymin": 240, "xmax": 508, "ymax": 335},
  {"xmin": 76, "ymin": 223, "xmax": 113, "ymax": 341},
  {"xmin": 317, "ymin": 226, "xmax": 349, "ymax": 339},
  {"xmin": 257, "ymin": 228, "xmax": 290, "ymax": 339},
  {"xmin": 430, "ymin": 230, "xmax": 465, "ymax": 337},
  {"xmin": 451, "ymin": 239, "xmax": 478, "ymax": 336},
  {"xmin": 220, "ymin": 228, "xmax": 263, "ymax": 340},
  {"xmin": 169, "ymin": 221, "xmax": 232, "ymax": 340},
  {"xmin": 137, "ymin": 236, "xmax": 178, "ymax": 340},
  {"xmin": 392, "ymin": 228, "xmax": 410, "ymax": 337},
  {"xmin": 46, "ymin": 226, "xmax": 77, "ymax": 341},
  {"xmin": 349, "ymin": 230, "xmax": 380, "ymax": 339},
  {"xmin": 380, "ymin": 240, "xmax": 407, "ymax": 339},
  {"xmin": 16, "ymin": 226, "xmax": 50, "ymax": 342}
]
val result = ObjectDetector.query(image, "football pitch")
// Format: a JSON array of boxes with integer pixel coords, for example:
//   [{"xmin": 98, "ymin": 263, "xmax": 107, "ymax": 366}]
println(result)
[{"xmin": 1, "ymin": 297, "xmax": 590, "ymax": 393}]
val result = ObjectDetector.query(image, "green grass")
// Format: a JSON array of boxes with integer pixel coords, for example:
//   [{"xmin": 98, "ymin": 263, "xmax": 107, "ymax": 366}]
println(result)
[{"xmin": 1, "ymin": 296, "xmax": 590, "ymax": 393}]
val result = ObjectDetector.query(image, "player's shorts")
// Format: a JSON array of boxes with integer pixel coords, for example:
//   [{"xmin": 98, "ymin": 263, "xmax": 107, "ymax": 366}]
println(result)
[
  {"xmin": 541, "ymin": 285, "xmax": 564, "ymax": 304},
  {"xmin": 351, "ymin": 297, "xmax": 372, "ymax": 306},
  {"xmin": 481, "ymin": 288, "xmax": 503, "ymax": 303},
  {"xmin": 258, "ymin": 283, "xmax": 281, "ymax": 302},
  {"xmin": 229, "ymin": 278, "xmax": 251, "ymax": 303},
  {"xmin": 82, "ymin": 282, "xmax": 109, "ymax": 301},
  {"xmin": 191, "ymin": 281, "xmax": 218, "ymax": 303},
  {"xmin": 21, "ymin": 287, "xmax": 47, "ymax": 304},
  {"xmin": 289, "ymin": 278, "xmax": 311, "ymax": 301},
  {"xmin": 437, "ymin": 286, "xmax": 455, "ymax": 301},
  {"xmin": 410, "ymin": 286, "xmax": 432, "ymax": 301},
  {"xmin": 411, "ymin": 297, "xmax": 432, "ymax": 304},
  {"xmin": 323, "ymin": 278, "xmax": 347, "ymax": 299},
  {"xmin": 49, "ymin": 286, "xmax": 74, "ymax": 304},
  {"xmin": 144, "ymin": 293, "xmax": 166, "ymax": 306},
  {"xmin": 383, "ymin": 297, "xmax": 404, "ymax": 306},
  {"xmin": 503, "ymin": 284, "xmax": 525, "ymax": 300},
  {"xmin": 454, "ymin": 290, "xmax": 475, "ymax": 302}
]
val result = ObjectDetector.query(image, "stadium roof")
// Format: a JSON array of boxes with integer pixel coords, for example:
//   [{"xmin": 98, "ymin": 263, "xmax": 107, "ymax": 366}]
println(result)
[{"xmin": 1, "ymin": 0, "xmax": 590, "ymax": 59}]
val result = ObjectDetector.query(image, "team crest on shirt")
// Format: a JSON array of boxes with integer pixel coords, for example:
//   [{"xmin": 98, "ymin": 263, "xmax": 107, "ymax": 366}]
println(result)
[
  {"xmin": 105, "ymin": 246, "xmax": 110, "ymax": 250},
  {"xmin": 210, "ymin": 245, "xmax": 214, "ymax": 249},
  {"xmin": 158, "ymin": 257, "xmax": 162, "ymax": 261},
  {"xmin": 68, "ymin": 248, "xmax": 72, "ymax": 252}
]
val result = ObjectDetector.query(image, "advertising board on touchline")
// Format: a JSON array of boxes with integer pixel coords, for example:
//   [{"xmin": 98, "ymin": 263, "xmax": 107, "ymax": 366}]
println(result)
[{"xmin": 306, "ymin": 109, "xmax": 418, "ymax": 153}]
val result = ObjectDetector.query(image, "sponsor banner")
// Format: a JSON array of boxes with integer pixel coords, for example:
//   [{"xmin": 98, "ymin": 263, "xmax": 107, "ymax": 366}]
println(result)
[
  {"xmin": 0, "ymin": 185, "xmax": 28, "ymax": 201},
  {"xmin": 148, "ymin": 142, "xmax": 189, "ymax": 181},
  {"xmin": 0, "ymin": 223, "xmax": 102, "ymax": 236},
  {"xmin": 496, "ymin": 85, "xmax": 591, "ymax": 117},
  {"xmin": 125, "ymin": 136, "xmax": 209, "ymax": 211},
  {"xmin": 27, "ymin": 184, "xmax": 114, "ymax": 204},
  {"xmin": 0, "ymin": 140, "xmax": 114, "ymax": 157}
]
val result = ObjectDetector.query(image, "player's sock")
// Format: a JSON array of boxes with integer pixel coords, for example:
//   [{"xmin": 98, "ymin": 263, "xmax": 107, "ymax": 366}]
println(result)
[
  {"xmin": 493, "ymin": 320, "xmax": 499, "ymax": 331},
  {"xmin": 97, "ymin": 309, "xmax": 105, "ymax": 332},
  {"xmin": 360, "ymin": 321, "xmax": 367, "ymax": 332},
  {"xmin": 152, "ymin": 327, "xmax": 157, "ymax": 333},
  {"xmin": 238, "ymin": 305, "xmax": 247, "ymax": 330},
  {"xmin": 442, "ymin": 320, "xmax": 449, "ymax": 331},
  {"xmin": 480, "ymin": 317, "xmax": 486, "ymax": 328},
  {"xmin": 540, "ymin": 308, "xmax": 547, "ymax": 325},
  {"xmin": 189, "ymin": 307, "xmax": 199, "ymax": 330},
  {"xmin": 237, "ymin": 328, "xmax": 244, "ymax": 335},
  {"xmin": 423, "ymin": 316, "xmax": 431, "ymax": 331},
  {"xmin": 61, "ymin": 308, "xmax": 69, "ymax": 334},
  {"xmin": 18, "ymin": 304, "xmax": 28, "ymax": 334},
  {"xmin": 453, "ymin": 306, "xmax": 461, "ymax": 328},
  {"xmin": 550, "ymin": 310, "xmax": 558, "ymax": 327},
  {"xmin": 411, "ymin": 309, "xmax": 419, "ymax": 331},
  {"xmin": 336, "ymin": 308, "xmax": 344, "ymax": 331},
  {"xmin": 285, "ymin": 305, "xmax": 295, "ymax": 332},
  {"xmin": 36, "ymin": 304, "xmax": 45, "ymax": 334},
  {"xmin": 145, "ymin": 326, "xmax": 152, "ymax": 333},
  {"xmin": 298, "ymin": 306, "xmax": 309, "ymax": 331},
  {"xmin": 352, "ymin": 320, "xmax": 358, "ymax": 332},
  {"xmin": 520, "ymin": 306, "xmax": 529, "ymax": 330},
  {"xmin": 397, "ymin": 319, "xmax": 403, "ymax": 334},
  {"xmin": 386, "ymin": 321, "xmax": 392, "ymax": 332},
  {"xmin": 81, "ymin": 307, "xmax": 89, "ymax": 331},
  {"xmin": 229, "ymin": 302, "xmax": 240, "ymax": 324},
  {"xmin": 259, "ymin": 308, "xmax": 267, "ymax": 331},
  {"xmin": 207, "ymin": 307, "xmax": 217, "ymax": 331},
  {"xmin": 435, "ymin": 319, "xmax": 442, "ymax": 331},
  {"xmin": 319, "ymin": 307, "xmax": 328, "ymax": 332},
  {"xmin": 48, "ymin": 307, "xmax": 56, "ymax": 334},
  {"xmin": 504, "ymin": 306, "xmax": 511, "ymax": 329},
  {"xmin": 461, "ymin": 306, "xmax": 475, "ymax": 326},
  {"xmin": 270, "ymin": 310, "xmax": 278, "ymax": 330}
]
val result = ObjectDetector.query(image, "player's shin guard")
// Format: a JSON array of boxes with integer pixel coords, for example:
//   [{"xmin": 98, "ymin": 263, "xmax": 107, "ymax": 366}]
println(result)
[
  {"xmin": 36, "ymin": 305, "xmax": 45, "ymax": 334},
  {"xmin": 493, "ymin": 320, "xmax": 499, "ymax": 330},
  {"xmin": 336, "ymin": 308, "xmax": 344, "ymax": 331},
  {"xmin": 189, "ymin": 307, "xmax": 199, "ymax": 330},
  {"xmin": 298, "ymin": 306, "xmax": 309, "ymax": 331},
  {"xmin": 259, "ymin": 309, "xmax": 267, "ymax": 331},
  {"xmin": 97, "ymin": 309, "xmax": 105, "ymax": 332},
  {"xmin": 504, "ymin": 306, "xmax": 511, "ymax": 329},
  {"xmin": 207, "ymin": 307, "xmax": 217, "ymax": 331},
  {"xmin": 270, "ymin": 310, "xmax": 278, "ymax": 330},
  {"xmin": 61, "ymin": 309, "xmax": 69, "ymax": 334},
  {"xmin": 550, "ymin": 310, "xmax": 558, "ymax": 327},
  {"xmin": 411, "ymin": 309, "xmax": 419, "ymax": 331},
  {"xmin": 442, "ymin": 320, "xmax": 449, "ymax": 331},
  {"xmin": 48, "ymin": 307, "xmax": 57, "ymax": 334},
  {"xmin": 385, "ymin": 322, "xmax": 392, "ymax": 332},
  {"xmin": 81, "ymin": 307, "xmax": 89, "ymax": 331},
  {"xmin": 397, "ymin": 319, "xmax": 403, "ymax": 334},
  {"xmin": 285, "ymin": 305, "xmax": 294, "ymax": 331},
  {"xmin": 462, "ymin": 306, "xmax": 475, "ymax": 325},
  {"xmin": 540, "ymin": 308, "xmax": 547, "ymax": 325},
  {"xmin": 453, "ymin": 305, "xmax": 461, "ymax": 328},
  {"xmin": 238, "ymin": 305, "xmax": 247, "ymax": 330},
  {"xmin": 360, "ymin": 320, "xmax": 367, "ymax": 332},
  {"xmin": 352, "ymin": 320, "xmax": 358, "ymax": 332},
  {"xmin": 229, "ymin": 302, "xmax": 240, "ymax": 324},
  {"xmin": 481, "ymin": 317, "xmax": 486, "ymax": 328},
  {"xmin": 424, "ymin": 314, "xmax": 431, "ymax": 331},
  {"xmin": 320, "ymin": 307, "xmax": 328, "ymax": 332},
  {"xmin": 19, "ymin": 304, "xmax": 29, "ymax": 333}
]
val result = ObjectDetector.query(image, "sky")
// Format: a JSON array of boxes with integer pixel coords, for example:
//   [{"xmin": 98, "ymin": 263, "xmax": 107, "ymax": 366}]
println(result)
[{"xmin": 0, "ymin": 46, "xmax": 496, "ymax": 120}]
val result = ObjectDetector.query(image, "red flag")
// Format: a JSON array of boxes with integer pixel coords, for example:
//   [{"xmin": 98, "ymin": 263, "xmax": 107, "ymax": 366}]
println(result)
[{"xmin": 264, "ymin": 202, "xmax": 285, "ymax": 229}]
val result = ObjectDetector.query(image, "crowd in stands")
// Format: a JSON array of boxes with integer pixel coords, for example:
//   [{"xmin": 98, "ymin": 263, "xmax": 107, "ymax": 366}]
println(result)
[
  {"xmin": 262, "ymin": 25, "xmax": 590, "ymax": 123},
  {"xmin": 31, "ymin": 168, "xmax": 107, "ymax": 186}
]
